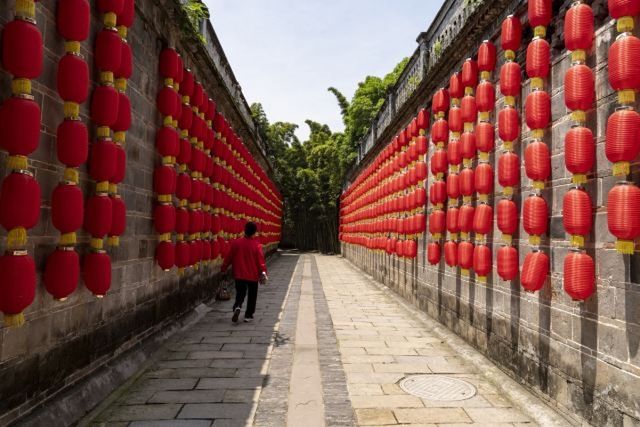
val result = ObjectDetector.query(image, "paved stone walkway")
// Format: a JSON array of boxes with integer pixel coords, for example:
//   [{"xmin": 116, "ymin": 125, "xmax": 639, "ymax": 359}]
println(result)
[{"xmin": 87, "ymin": 252, "xmax": 559, "ymax": 426}]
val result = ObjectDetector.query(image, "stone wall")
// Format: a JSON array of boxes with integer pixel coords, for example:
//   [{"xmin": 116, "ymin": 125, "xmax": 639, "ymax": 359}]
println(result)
[
  {"xmin": 342, "ymin": 0, "xmax": 640, "ymax": 425},
  {"xmin": 0, "ymin": 0, "xmax": 270, "ymax": 424}
]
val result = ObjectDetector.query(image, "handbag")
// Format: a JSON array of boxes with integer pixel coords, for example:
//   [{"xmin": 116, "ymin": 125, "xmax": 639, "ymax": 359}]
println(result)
[{"xmin": 216, "ymin": 278, "xmax": 231, "ymax": 301}]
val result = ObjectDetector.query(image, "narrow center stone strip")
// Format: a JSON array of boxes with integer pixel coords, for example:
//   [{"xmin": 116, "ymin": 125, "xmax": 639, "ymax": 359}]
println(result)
[
  {"xmin": 310, "ymin": 255, "xmax": 357, "ymax": 426},
  {"xmin": 253, "ymin": 254, "xmax": 304, "ymax": 427},
  {"xmin": 287, "ymin": 256, "xmax": 326, "ymax": 426}
]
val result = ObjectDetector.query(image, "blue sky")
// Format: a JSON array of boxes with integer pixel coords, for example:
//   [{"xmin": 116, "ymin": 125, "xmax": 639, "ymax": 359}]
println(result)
[{"xmin": 204, "ymin": 1, "xmax": 445, "ymax": 141}]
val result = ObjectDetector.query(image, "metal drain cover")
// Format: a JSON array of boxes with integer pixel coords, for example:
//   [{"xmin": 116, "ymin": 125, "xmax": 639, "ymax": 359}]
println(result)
[{"xmin": 399, "ymin": 375, "xmax": 477, "ymax": 401}]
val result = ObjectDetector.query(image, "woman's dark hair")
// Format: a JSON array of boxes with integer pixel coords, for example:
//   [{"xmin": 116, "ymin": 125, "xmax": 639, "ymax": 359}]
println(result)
[{"xmin": 244, "ymin": 221, "xmax": 257, "ymax": 237}]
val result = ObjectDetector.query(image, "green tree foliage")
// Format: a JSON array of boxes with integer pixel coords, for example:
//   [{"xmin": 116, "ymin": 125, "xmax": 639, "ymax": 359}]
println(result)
[
  {"xmin": 252, "ymin": 57, "xmax": 408, "ymax": 253},
  {"xmin": 330, "ymin": 57, "xmax": 409, "ymax": 158}
]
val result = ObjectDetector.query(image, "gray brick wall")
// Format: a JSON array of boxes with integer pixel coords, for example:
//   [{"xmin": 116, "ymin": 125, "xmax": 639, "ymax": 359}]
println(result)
[
  {"xmin": 342, "ymin": 0, "xmax": 640, "ymax": 425},
  {"xmin": 0, "ymin": 0, "xmax": 266, "ymax": 423}
]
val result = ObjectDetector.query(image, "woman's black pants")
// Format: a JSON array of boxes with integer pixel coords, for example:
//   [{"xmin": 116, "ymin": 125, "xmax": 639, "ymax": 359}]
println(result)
[{"xmin": 233, "ymin": 280, "xmax": 258, "ymax": 318}]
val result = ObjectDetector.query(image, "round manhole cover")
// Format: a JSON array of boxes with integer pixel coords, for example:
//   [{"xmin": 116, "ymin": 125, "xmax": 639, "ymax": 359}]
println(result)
[{"xmin": 399, "ymin": 375, "xmax": 477, "ymax": 401}]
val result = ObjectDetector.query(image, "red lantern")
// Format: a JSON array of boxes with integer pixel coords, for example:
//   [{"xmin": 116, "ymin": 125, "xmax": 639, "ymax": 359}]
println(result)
[
  {"xmin": 564, "ymin": 251, "xmax": 595, "ymax": 301},
  {"xmin": 395, "ymin": 239, "xmax": 404, "ymax": 258},
  {"xmin": 117, "ymin": 40, "xmax": 133, "ymax": 81},
  {"xmin": 565, "ymin": 65, "xmax": 594, "ymax": 115},
  {"xmin": 57, "ymin": 119, "xmax": 88, "ymax": 167},
  {"xmin": 498, "ymin": 151, "xmax": 520, "ymax": 193},
  {"xmin": 118, "ymin": 0, "xmax": 135, "ymax": 28},
  {"xmin": 497, "ymin": 199, "xmax": 518, "ymax": 238},
  {"xmin": 179, "ymin": 103, "xmax": 193, "ymax": 131},
  {"xmin": 449, "ymin": 107, "xmax": 462, "ymax": 133},
  {"xmin": 459, "ymin": 167, "xmax": 474, "ymax": 199},
  {"xmin": 83, "ymin": 251, "xmax": 111, "ymax": 297},
  {"xmin": 404, "ymin": 240, "xmax": 417, "ymax": 259},
  {"xmin": 565, "ymin": 126, "xmax": 594, "ymax": 181},
  {"xmin": 525, "ymin": 90, "xmax": 550, "ymax": 132},
  {"xmin": 521, "ymin": 250, "xmax": 549, "ymax": 292},
  {"xmin": 91, "ymin": 84, "xmax": 119, "ymax": 126},
  {"xmin": 523, "ymin": 195, "xmax": 548, "ymax": 243},
  {"xmin": 478, "ymin": 40, "xmax": 496, "ymax": 74},
  {"xmin": 447, "ymin": 139, "xmax": 462, "ymax": 166},
  {"xmin": 473, "ymin": 244, "xmax": 492, "ymax": 279},
  {"xmin": 175, "ymin": 207, "xmax": 189, "ymax": 234},
  {"xmin": 0, "ymin": 252, "xmax": 36, "ymax": 326},
  {"xmin": 431, "ymin": 119, "xmax": 449, "ymax": 145},
  {"xmin": 157, "ymin": 86, "xmax": 179, "ymax": 118},
  {"xmin": 473, "ymin": 203, "xmax": 493, "ymax": 237},
  {"xmin": 52, "ymin": 183, "xmax": 83, "ymax": 233},
  {"xmin": 461, "ymin": 96, "xmax": 477, "ymax": 124},
  {"xmin": 0, "ymin": 172, "xmax": 41, "ymax": 236},
  {"xmin": 501, "ymin": 15, "xmax": 522, "ymax": 53},
  {"xmin": 447, "ymin": 207, "xmax": 460, "ymax": 235},
  {"xmin": 525, "ymin": 140, "xmax": 551, "ymax": 185},
  {"xmin": 427, "ymin": 242, "xmax": 441, "ymax": 265},
  {"xmin": 177, "ymin": 137, "xmax": 192, "ymax": 166},
  {"xmin": 475, "ymin": 121, "xmax": 494, "ymax": 154},
  {"xmin": 431, "ymin": 149, "xmax": 448, "ymax": 175},
  {"xmin": 97, "ymin": 0, "xmax": 124, "ymax": 14},
  {"xmin": 113, "ymin": 92, "xmax": 131, "ymax": 136},
  {"xmin": 459, "ymin": 205, "xmax": 475, "ymax": 235},
  {"xmin": 156, "ymin": 241, "xmax": 175, "ymax": 270},
  {"xmin": 2, "ymin": 19, "xmax": 43, "ymax": 79},
  {"xmin": 527, "ymin": 38, "xmax": 551, "ymax": 81},
  {"xmin": 609, "ymin": 0, "xmax": 640, "ymax": 20},
  {"xmin": 499, "ymin": 62, "xmax": 522, "ymax": 98},
  {"xmin": 109, "ymin": 195, "xmax": 126, "ymax": 240},
  {"xmin": 154, "ymin": 165, "xmax": 176, "ymax": 196},
  {"xmin": 605, "ymin": 108, "xmax": 640, "ymax": 175},
  {"xmin": 565, "ymin": 3, "xmax": 594, "ymax": 54},
  {"xmin": 429, "ymin": 209, "xmax": 446, "ymax": 237},
  {"xmin": 156, "ymin": 126, "xmax": 179, "ymax": 159},
  {"xmin": 563, "ymin": 188, "xmax": 592, "ymax": 246},
  {"xmin": 458, "ymin": 241, "xmax": 474, "ymax": 271},
  {"xmin": 1, "ymin": 96, "xmax": 41, "ymax": 157},
  {"xmin": 476, "ymin": 81, "xmax": 495, "ymax": 114},
  {"xmin": 57, "ymin": 0, "xmax": 91, "ymax": 42},
  {"xmin": 607, "ymin": 183, "xmax": 640, "ymax": 253},
  {"xmin": 430, "ymin": 180, "xmax": 446, "ymax": 206},
  {"xmin": 475, "ymin": 163, "xmax": 494, "ymax": 196},
  {"xmin": 498, "ymin": 107, "xmax": 519, "ymax": 143},
  {"xmin": 529, "ymin": 0, "xmax": 552, "ymax": 31},
  {"xmin": 447, "ymin": 173, "xmax": 460, "ymax": 200},
  {"xmin": 154, "ymin": 203, "xmax": 176, "ymax": 234},
  {"xmin": 84, "ymin": 194, "xmax": 112, "ymax": 238},
  {"xmin": 449, "ymin": 73, "xmax": 463, "ymax": 99},
  {"xmin": 608, "ymin": 34, "xmax": 640, "ymax": 103},
  {"xmin": 159, "ymin": 48, "xmax": 180, "ymax": 81},
  {"xmin": 57, "ymin": 53, "xmax": 90, "ymax": 103},
  {"xmin": 44, "ymin": 248, "xmax": 80, "ymax": 301},
  {"xmin": 180, "ymin": 68, "xmax": 194, "ymax": 97},
  {"xmin": 461, "ymin": 59, "xmax": 478, "ymax": 90},
  {"xmin": 432, "ymin": 89, "xmax": 450, "ymax": 116},
  {"xmin": 444, "ymin": 241, "xmax": 458, "ymax": 267},
  {"xmin": 95, "ymin": 28, "xmax": 122, "ymax": 72},
  {"xmin": 497, "ymin": 245, "xmax": 518, "ymax": 281}
]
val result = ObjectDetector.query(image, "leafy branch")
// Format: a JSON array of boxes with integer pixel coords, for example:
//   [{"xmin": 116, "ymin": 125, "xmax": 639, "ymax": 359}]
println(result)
[{"xmin": 181, "ymin": 0, "xmax": 209, "ymax": 41}]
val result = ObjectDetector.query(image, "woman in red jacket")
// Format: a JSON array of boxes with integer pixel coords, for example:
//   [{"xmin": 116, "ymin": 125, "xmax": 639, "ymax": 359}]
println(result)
[{"xmin": 221, "ymin": 222, "xmax": 268, "ymax": 323}]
